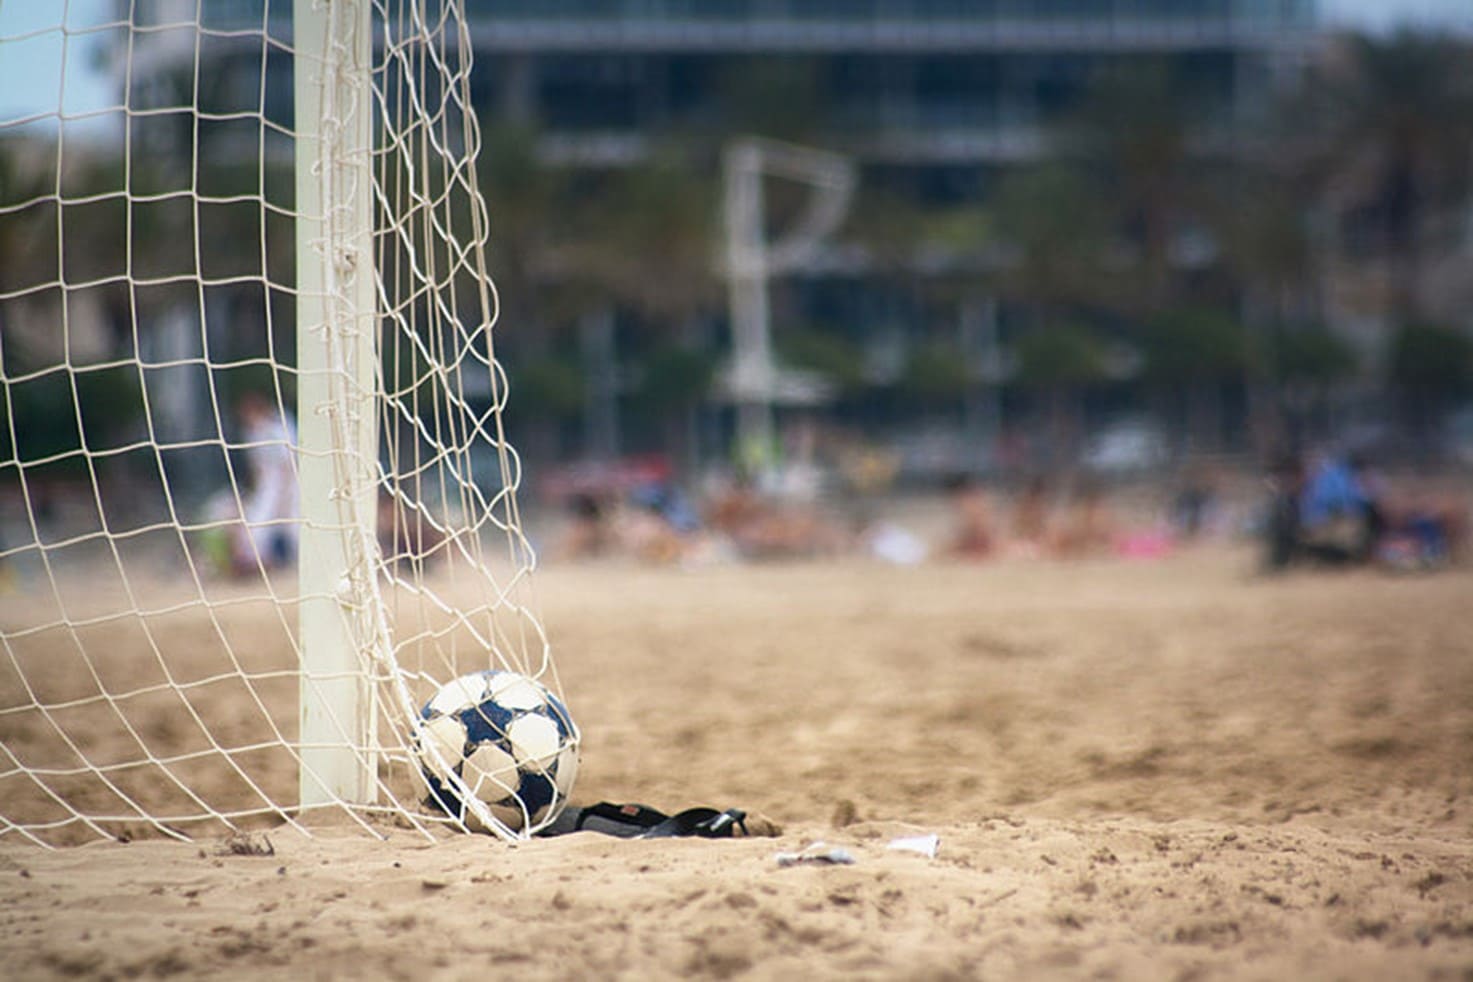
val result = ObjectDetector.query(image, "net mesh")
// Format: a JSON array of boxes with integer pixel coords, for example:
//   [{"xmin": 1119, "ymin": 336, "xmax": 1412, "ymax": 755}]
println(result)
[{"xmin": 0, "ymin": 0, "xmax": 565, "ymax": 845}]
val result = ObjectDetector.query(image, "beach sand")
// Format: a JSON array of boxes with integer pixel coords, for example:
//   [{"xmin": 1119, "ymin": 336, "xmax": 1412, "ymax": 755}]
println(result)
[{"xmin": 3, "ymin": 549, "xmax": 1472, "ymax": 978}]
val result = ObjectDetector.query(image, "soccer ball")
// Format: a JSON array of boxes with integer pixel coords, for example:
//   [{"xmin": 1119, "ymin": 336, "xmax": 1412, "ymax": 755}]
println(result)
[{"xmin": 414, "ymin": 670, "xmax": 579, "ymax": 834}]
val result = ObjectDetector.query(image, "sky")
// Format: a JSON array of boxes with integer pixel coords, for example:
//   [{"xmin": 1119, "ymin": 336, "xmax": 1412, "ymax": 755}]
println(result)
[
  {"xmin": 0, "ymin": 1, "xmax": 117, "ymax": 131},
  {"xmin": 1320, "ymin": 0, "xmax": 1472, "ymax": 33},
  {"xmin": 0, "ymin": 0, "xmax": 1470, "ymax": 133}
]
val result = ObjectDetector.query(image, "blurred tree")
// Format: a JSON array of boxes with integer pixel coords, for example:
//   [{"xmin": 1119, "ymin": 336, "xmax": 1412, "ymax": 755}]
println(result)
[
  {"xmin": 901, "ymin": 340, "xmax": 972, "ymax": 408},
  {"xmin": 991, "ymin": 164, "xmax": 1110, "ymax": 312},
  {"xmin": 1271, "ymin": 324, "xmax": 1360, "ymax": 387},
  {"xmin": 1137, "ymin": 308, "xmax": 1248, "ymax": 450},
  {"xmin": 1139, "ymin": 308, "xmax": 1247, "ymax": 383},
  {"xmin": 630, "ymin": 343, "xmax": 717, "ymax": 416},
  {"xmin": 1013, "ymin": 321, "xmax": 1109, "ymax": 462},
  {"xmin": 567, "ymin": 154, "xmax": 722, "ymax": 467},
  {"xmin": 1307, "ymin": 33, "xmax": 1473, "ymax": 322},
  {"xmin": 719, "ymin": 57, "xmax": 830, "ymax": 144},
  {"xmin": 0, "ymin": 142, "xmax": 152, "ymax": 481},
  {"xmin": 1215, "ymin": 159, "xmax": 1321, "ymax": 456},
  {"xmin": 476, "ymin": 123, "xmax": 571, "ymax": 344},
  {"xmin": 628, "ymin": 341, "xmax": 718, "ymax": 471},
  {"xmin": 513, "ymin": 353, "xmax": 587, "ymax": 462},
  {"xmin": 1070, "ymin": 62, "xmax": 1204, "ymax": 313},
  {"xmin": 1267, "ymin": 323, "xmax": 1360, "ymax": 451},
  {"xmin": 778, "ymin": 327, "xmax": 868, "ymax": 398},
  {"xmin": 988, "ymin": 163, "xmax": 1113, "ymax": 459},
  {"xmin": 845, "ymin": 188, "xmax": 941, "ymax": 273},
  {"xmin": 570, "ymin": 155, "xmax": 719, "ymax": 325},
  {"xmin": 1388, "ymin": 323, "xmax": 1473, "ymax": 442},
  {"xmin": 472, "ymin": 124, "xmax": 584, "ymax": 463},
  {"xmin": 0, "ymin": 139, "xmax": 57, "ymax": 307}
]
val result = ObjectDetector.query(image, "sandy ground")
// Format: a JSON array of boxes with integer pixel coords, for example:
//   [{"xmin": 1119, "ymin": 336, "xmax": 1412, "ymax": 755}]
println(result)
[{"xmin": 3, "ymin": 549, "xmax": 1473, "ymax": 979}]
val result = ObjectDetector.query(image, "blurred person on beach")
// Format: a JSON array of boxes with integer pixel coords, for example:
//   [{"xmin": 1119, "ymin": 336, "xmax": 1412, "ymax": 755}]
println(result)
[
  {"xmin": 1375, "ymin": 486, "xmax": 1468, "ymax": 570},
  {"xmin": 1170, "ymin": 464, "xmax": 1221, "ymax": 542},
  {"xmin": 837, "ymin": 438, "xmax": 900, "ymax": 530},
  {"xmin": 1263, "ymin": 454, "xmax": 1306, "ymax": 570},
  {"xmin": 554, "ymin": 492, "xmax": 615, "ymax": 561},
  {"xmin": 616, "ymin": 497, "xmax": 687, "ymax": 564},
  {"xmin": 1051, "ymin": 478, "xmax": 1118, "ymax": 558},
  {"xmin": 619, "ymin": 482, "xmax": 704, "ymax": 564},
  {"xmin": 943, "ymin": 474, "xmax": 997, "ymax": 560},
  {"xmin": 1007, "ymin": 476, "xmax": 1054, "ymax": 558},
  {"xmin": 1264, "ymin": 451, "xmax": 1394, "ymax": 570},
  {"xmin": 234, "ymin": 391, "xmax": 299, "ymax": 573},
  {"xmin": 706, "ymin": 476, "xmax": 843, "ymax": 560},
  {"xmin": 1298, "ymin": 451, "xmax": 1385, "ymax": 564}
]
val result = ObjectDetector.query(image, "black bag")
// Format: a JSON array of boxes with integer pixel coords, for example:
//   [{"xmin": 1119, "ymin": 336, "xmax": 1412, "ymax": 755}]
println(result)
[{"xmin": 539, "ymin": 802, "xmax": 748, "ymax": 839}]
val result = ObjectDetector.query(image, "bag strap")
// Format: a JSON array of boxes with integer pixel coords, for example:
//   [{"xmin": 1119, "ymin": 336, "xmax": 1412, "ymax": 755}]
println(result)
[
  {"xmin": 538, "ymin": 802, "xmax": 747, "ymax": 839},
  {"xmin": 642, "ymin": 807, "xmax": 747, "ymax": 839}
]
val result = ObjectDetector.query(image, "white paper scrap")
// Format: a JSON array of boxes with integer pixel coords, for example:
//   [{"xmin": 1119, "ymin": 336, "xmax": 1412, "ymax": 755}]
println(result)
[
  {"xmin": 886, "ymin": 834, "xmax": 940, "ymax": 858},
  {"xmin": 775, "ymin": 842, "xmax": 856, "ymax": 867}
]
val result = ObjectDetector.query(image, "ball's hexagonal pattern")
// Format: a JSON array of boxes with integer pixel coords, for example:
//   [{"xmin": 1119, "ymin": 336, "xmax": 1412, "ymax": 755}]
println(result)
[{"xmin": 413, "ymin": 670, "xmax": 578, "ymax": 834}]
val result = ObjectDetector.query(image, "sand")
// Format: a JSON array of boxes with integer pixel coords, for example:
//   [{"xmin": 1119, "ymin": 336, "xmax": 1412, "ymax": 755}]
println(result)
[{"xmin": 3, "ymin": 548, "xmax": 1472, "ymax": 979}]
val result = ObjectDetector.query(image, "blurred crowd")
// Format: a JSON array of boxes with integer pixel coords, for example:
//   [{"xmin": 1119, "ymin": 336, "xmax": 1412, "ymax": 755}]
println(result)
[
  {"xmin": 1264, "ymin": 451, "xmax": 1468, "ymax": 573},
  {"xmin": 540, "ymin": 430, "xmax": 1468, "ymax": 574}
]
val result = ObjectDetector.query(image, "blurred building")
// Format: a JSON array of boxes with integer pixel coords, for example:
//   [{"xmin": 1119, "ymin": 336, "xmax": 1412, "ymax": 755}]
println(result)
[
  {"xmin": 117, "ymin": 0, "xmax": 1314, "ymax": 180},
  {"xmin": 111, "ymin": 0, "xmax": 1366, "ymax": 468},
  {"xmin": 475, "ymin": 1, "xmax": 1312, "ymax": 182}
]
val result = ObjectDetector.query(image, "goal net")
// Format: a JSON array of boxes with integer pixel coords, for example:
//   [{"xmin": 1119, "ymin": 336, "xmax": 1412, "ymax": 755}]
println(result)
[{"xmin": 0, "ymin": 0, "xmax": 567, "ymax": 845}]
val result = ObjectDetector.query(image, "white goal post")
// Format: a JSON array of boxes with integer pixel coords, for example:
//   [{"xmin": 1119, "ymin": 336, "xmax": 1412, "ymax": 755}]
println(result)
[
  {"xmin": 294, "ymin": 0, "xmax": 382, "ymax": 811},
  {"xmin": 722, "ymin": 137, "xmax": 854, "ymax": 468},
  {"xmin": 0, "ymin": 0, "xmax": 564, "ymax": 845}
]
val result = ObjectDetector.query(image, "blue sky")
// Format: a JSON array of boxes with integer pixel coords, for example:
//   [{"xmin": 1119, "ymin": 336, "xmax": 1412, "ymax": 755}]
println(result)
[
  {"xmin": 0, "ymin": 0, "xmax": 117, "ymax": 130},
  {"xmin": 1321, "ymin": 0, "xmax": 1472, "ymax": 33},
  {"xmin": 1, "ymin": 0, "xmax": 1470, "ymax": 132}
]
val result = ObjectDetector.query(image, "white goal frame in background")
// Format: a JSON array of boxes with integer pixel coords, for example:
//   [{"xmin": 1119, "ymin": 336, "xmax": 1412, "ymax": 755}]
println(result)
[{"xmin": 0, "ymin": 0, "xmax": 563, "ymax": 846}]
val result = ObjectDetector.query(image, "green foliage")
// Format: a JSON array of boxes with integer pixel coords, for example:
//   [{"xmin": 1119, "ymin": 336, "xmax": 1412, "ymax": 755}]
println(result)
[
  {"xmin": 480, "ymin": 123, "xmax": 561, "ymax": 212},
  {"xmin": 1388, "ymin": 323, "xmax": 1473, "ymax": 396},
  {"xmin": 1138, "ymin": 308, "xmax": 1246, "ymax": 383},
  {"xmin": 900, "ymin": 341, "xmax": 972, "ymax": 403},
  {"xmin": 514, "ymin": 356, "xmax": 586, "ymax": 419},
  {"xmin": 1, "ymin": 365, "xmax": 143, "ymax": 466},
  {"xmin": 1305, "ymin": 34, "xmax": 1473, "ymax": 317},
  {"xmin": 719, "ymin": 57, "xmax": 827, "ymax": 141},
  {"xmin": 919, "ymin": 206, "xmax": 994, "ymax": 256},
  {"xmin": 1013, "ymin": 322, "xmax": 1108, "ymax": 389},
  {"xmin": 630, "ymin": 344, "xmax": 715, "ymax": 415},
  {"xmin": 1217, "ymin": 171, "xmax": 1314, "ymax": 294},
  {"xmin": 777, "ymin": 328, "xmax": 867, "ymax": 394},
  {"xmin": 1270, "ymin": 325, "xmax": 1358, "ymax": 385},
  {"xmin": 1072, "ymin": 62, "xmax": 1191, "ymax": 187},
  {"xmin": 1068, "ymin": 61, "xmax": 1199, "ymax": 309},
  {"xmin": 474, "ymin": 124, "xmax": 572, "ymax": 327},
  {"xmin": 991, "ymin": 165, "xmax": 1109, "ymax": 307},
  {"xmin": 571, "ymin": 157, "xmax": 717, "ymax": 322}
]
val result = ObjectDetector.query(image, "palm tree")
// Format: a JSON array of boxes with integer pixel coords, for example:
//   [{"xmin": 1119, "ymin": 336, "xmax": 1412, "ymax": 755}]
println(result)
[
  {"xmin": 1388, "ymin": 323, "xmax": 1473, "ymax": 451},
  {"xmin": 1213, "ymin": 156, "xmax": 1321, "ymax": 456},
  {"xmin": 1012, "ymin": 320, "xmax": 1110, "ymax": 466},
  {"xmin": 1305, "ymin": 33, "xmax": 1473, "ymax": 323},
  {"xmin": 989, "ymin": 164, "xmax": 1114, "ymax": 463},
  {"xmin": 475, "ymin": 123, "xmax": 571, "ymax": 344},
  {"xmin": 561, "ymin": 153, "xmax": 722, "ymax": 469},
  {"xmin": 1136, "ymin": 308, "xmax": 1248, "ymax": 452},
  {"xmin": 990, "ymin": 163, "xmax": 1111, "ymax": 314},
  {"xmin": 569, "ymin": 155, "xmax": 719, "ymax": 328},
  {"xmin": 1069, "ymin": 62, "xmax": 1203, "ymax": 314},
  {"xmin": 470, "ymin": 123, "xmax": 580, "ymax": 463}
]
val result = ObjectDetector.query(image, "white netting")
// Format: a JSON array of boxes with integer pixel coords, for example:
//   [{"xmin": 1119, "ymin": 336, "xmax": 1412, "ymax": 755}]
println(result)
[{"xmin": 0, "ymin": 0, "xmax": 568, "ymax": 845}]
